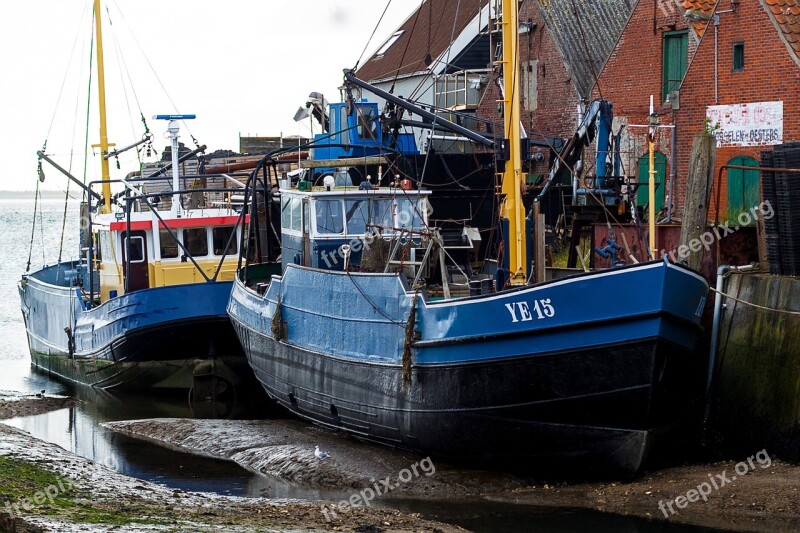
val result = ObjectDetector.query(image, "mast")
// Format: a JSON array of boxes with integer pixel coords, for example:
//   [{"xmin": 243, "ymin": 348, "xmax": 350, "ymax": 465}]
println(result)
[
  {"xmin": 499, "ymin": 0, "xmax": 526, "ymax": 284},
  {"xmin": 93, "ymin": 0, "xmax": 112, "ymax": 213}
]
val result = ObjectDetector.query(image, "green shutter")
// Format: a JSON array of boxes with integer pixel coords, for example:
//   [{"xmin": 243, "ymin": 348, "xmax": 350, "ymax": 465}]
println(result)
[
  {"xmin": 727, "ymin": 156, "xmax": 760, "ymax": 222},
  {"xmin": 662, "ymin": 31, "xmax": 688, "ymax": 101},
  {"xmin": 637, "ymin": 153, "xmax": 667, "ymax": 214}
]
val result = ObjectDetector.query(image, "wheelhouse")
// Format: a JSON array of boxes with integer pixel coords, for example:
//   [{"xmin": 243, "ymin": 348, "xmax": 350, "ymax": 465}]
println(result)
[
  {"xmin": 91, "ymin": 208, "xmax": 245, "ymax": 302},
  {"xmin": 279, "ymin": 185, "xmax": 431, "ymax": 272}
]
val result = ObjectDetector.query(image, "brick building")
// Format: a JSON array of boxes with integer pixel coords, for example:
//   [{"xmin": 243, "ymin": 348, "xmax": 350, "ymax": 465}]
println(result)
[
  {"xmin": 594, "ymin": 0, "xmax": 800, "ymax": 220},
  {"xmin": 472, "ymin": 0, "xmax": 799, "ymax": 221}
]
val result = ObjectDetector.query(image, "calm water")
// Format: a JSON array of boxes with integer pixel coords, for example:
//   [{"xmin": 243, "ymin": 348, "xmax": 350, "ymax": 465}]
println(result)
[
  {"xmin": 0, "ymin": 196, "xmax": 77, "ymax": 394},
  {"xmin": 0, "ymin": 197, "xmax": 720, "ymax": 531}
]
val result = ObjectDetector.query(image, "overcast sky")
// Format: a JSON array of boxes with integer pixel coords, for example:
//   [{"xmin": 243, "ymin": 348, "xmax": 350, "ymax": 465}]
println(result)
[{"xmin": 0, "ymin": 0, "xmax": 418, "ymax": 192}]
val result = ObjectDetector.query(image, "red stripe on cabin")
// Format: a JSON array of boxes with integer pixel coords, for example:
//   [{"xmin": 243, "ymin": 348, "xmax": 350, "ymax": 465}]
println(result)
[
  {"xmin": 157, "ymin": 215, "xmax": 245, "ymax": 229},
  {"xmin": 110, "ymin": 215, "xmax": 247, "ymax": 231},
  {"xmin": 109, "ymin": 221, "xmax": 151, "ymax": 231}
]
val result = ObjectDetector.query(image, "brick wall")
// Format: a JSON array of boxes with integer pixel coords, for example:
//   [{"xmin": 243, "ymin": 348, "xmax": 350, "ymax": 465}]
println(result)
[
  {"xmin": 596, "ymin": 0, "xmax": 800, "ymax": 220},
  {"xmin": 476, "ymin": 0, "xmax": 581, "ymax": 178},
  {"xmin": 475, "ymin": 0, "xmax": 799, "ymax": 221}
]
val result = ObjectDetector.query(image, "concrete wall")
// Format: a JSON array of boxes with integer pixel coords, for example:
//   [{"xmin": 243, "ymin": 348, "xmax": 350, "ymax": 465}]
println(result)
[{"xmin": 713, "ymin": 272, "xmax": 800, "ymax": 460}]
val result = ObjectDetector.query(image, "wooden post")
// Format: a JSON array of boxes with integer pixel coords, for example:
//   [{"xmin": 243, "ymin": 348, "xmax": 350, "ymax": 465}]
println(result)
[
  {"xmin": 679, "ymin": 132, "xmax": 716, "ymax": 271},
  {"xmin": 756, "ymin": 208, "xmax": 769, "ymax": 271}
]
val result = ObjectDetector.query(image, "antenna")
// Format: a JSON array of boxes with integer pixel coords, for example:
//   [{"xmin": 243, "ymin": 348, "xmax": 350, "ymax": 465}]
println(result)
[{"xmin": 154, "ymin": 115, "xmax": 196, "ymax": 217}]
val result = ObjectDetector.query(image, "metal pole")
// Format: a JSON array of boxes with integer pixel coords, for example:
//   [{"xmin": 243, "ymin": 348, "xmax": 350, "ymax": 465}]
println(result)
[
  {"xmin": 168, "ymin": 121, "xmax": 181, "ymax": 217},
  {"xmin": 648, "ymin": 96, "xmax": 658, "ymax": 256}
]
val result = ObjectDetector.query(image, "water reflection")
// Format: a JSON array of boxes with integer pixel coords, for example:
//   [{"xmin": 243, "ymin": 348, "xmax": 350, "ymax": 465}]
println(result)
[
  {"xmin": 4, "ymin": 389, "xmax": 272, "ymax": 496},
  {"xmin": 3, "ymin": 384, "xmax": 722, "ymax": 530},
  {"xmin": 388, "ymin": 499, "xmax": 720, "ymax": 533}
]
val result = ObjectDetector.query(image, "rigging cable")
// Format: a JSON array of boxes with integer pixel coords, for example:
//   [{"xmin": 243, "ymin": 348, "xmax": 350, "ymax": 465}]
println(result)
[
  {"xmin": 354, "ymin": 0, "xmax": 395, "ymax": 71},
  {"xmin": 109, "ymin": 1, "xmax": 197, "ymax": 142},
  {"xmin": 26, "ymin": 173, "xmax": 42, "ymax": 273},
  {"xmin": 418, "ymin": 0, "xmax": 463, "ymax": 188},
  {"xmin": 107, "ymin": 6, "xmax": 144, "ymax": 168}
]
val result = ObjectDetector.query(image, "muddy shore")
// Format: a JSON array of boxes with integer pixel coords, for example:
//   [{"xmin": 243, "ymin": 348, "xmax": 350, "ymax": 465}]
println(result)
[
  {"xmin": 0, "ymin": 394, "xmax": 73, "ymax": 420},
  {"xmin": 2, "ymin": 396, "xmax": 799, "ymax": 532},
  {"xmin": 0, "ymin": 397, "xmax": 460, "ymax": 532},
  {"xmin": 107, "ymin": 418, "xmax": 800, "ymax": 532}
]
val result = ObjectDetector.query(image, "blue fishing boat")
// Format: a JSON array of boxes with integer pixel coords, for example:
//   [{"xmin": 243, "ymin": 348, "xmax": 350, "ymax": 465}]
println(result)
[
  {"xmin": 18, "ymin": 0, "xmax": 250, "ymax": 393},
  {"xmin": 227, "ymin": 0, "xmax": 709, "ymax": 473}
]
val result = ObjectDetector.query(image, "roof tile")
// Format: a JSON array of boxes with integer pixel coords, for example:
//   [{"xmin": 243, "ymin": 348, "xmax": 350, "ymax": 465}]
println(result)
[
  {"xmin": 762, "ymin": 0, "xmax": 800, "ymax": 65},
  {"xmin": 679, "ymin": 0, "xmax": 719, "ymax": 38}
]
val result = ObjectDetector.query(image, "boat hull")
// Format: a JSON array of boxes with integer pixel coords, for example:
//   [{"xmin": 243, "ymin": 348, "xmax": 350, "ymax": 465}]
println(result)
[
  {"xmin": 228, "ymin": 260, "xmax": 709, "ymax": 474},
  {"xmin": 19, "ymin": 261, "xmax": 248, "ymax": 392}
]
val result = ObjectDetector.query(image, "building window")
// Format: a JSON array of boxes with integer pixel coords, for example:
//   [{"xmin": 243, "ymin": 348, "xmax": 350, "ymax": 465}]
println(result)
[
  {"xmin": 375, "ymin": 31, "xmax": 404, "ymax": 57},
  {"xmin": 733, "ymin": 42, "xmax": 745, "ymax": 72},
  {"xmin": 662, "ymin": 30, "xmax": 688, "ymax": 102}
]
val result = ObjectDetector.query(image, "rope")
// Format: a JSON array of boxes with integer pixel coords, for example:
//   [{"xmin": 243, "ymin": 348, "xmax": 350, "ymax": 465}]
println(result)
[
  {"xmin": 344, "ymin": 272, "xmax": 407, "ymax": 328},
  {"xmin": 710, "ymin": 286, "xmax": 800, "ymax": 316}
]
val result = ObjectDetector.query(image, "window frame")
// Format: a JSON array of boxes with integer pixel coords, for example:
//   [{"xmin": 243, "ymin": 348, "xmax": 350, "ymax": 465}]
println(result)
[{"xmin": 732, "ymin": 42, "xmax": 745, "ymax": 72}]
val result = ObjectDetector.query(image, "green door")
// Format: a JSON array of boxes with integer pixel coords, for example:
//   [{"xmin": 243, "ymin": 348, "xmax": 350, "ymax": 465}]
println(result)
[
  {"xmin": 637, "ymin": 152, "xmax": 667, "ymax": 214},
  {"xmin": 727, "ymin": 156, "xmax": 760, "ymax": 222}
]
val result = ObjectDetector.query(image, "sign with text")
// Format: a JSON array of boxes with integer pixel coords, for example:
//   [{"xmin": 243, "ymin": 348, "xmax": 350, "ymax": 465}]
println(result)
[{"xmin": 706, "ymin": 101, "xmax": 783, "ymax": 147}]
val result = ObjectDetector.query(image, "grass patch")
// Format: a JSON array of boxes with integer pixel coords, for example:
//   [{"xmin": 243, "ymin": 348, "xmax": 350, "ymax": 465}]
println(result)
[{"xmin": 0, "ymin": 455, "xmax": 167, "ymax": 527}]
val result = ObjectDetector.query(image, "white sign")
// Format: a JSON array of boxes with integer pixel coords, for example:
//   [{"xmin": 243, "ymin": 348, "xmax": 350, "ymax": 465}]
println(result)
[{"xmin": 706, "ymin": 101, "xmax": 783, "ymax": 147}]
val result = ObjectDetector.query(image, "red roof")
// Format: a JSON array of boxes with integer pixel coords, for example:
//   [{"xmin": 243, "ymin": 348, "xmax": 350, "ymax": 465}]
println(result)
[
  {"xmin": 355, "ymin": 0, "xmax": 485, "ymax": 82},
  {"xmin": 679, "ymin": 1, "xmax": 800, "ymax": 65},
  {"xmin": 679, "ymin": 0, "xmax": 719, "ymax": 38}
]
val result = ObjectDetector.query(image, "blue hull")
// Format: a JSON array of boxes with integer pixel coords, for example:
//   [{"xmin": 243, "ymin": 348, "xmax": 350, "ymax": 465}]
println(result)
[
  {"xmin": 228, "ymin": 259, "xmax": 709, "ymax": 473},
  {"xmin": 19, "ymin": 261, "xmax": 246, "ymax": 390}
]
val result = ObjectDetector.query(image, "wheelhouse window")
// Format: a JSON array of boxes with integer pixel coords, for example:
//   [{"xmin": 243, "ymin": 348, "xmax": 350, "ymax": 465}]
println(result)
[
  {"xmin": 281, "ymin": 196, "xmax": 303, "ymax": 233},
  {"xmin": 212, "ymin": 227, "xmax": 237, "ymax": 256},
  {"xmin": 159, "ymin": 229, "xmax": 180, "ymax": 259},
  {"xmin": 123, "ymin": 235, "xmax": 145, "ymax": 263},
  {"xmin": 345, "ymin": 198, "xmax": 369, "ymax": 235},
  {"xmin": 395, "ymin": 198, "xmax": 426, "ymax": 230},
  {"xmin": 355, "ymin": 105, "xmax": 378, "ymax": 140},
  {"xmin": 291, "ymin": 197, "xmax": 302, "ymax": 231},
  {"xmin": 96, "ymin": 230, "xmax": 113, "ymax": 261},
  {"xmin": 184, "ymin": 228, "xmax": 208, "ymax": 257},
  {"xmin": 372, "ymin": 198, "xmax": 394, "ymax": 230},
  {"xmin": 281, "ymin": 196, "xmax": 292, "ymax": 231},
  {"xmin": 315, "ymin": 199, "xmax": 344, "ymax": 234}
]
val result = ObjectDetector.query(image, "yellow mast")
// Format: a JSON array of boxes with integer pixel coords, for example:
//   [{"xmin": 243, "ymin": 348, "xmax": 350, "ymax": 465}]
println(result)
[
  {"xmin": 93, "ymin": 0, "xmax": 112, "ymax": 213},
  {"xmin": 498, "ymin": 0, "xmax": 526, "ymax": 284}
]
